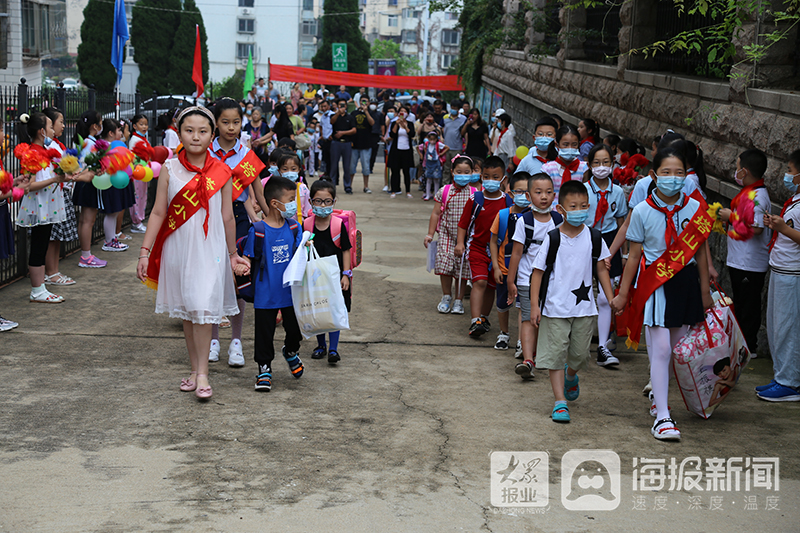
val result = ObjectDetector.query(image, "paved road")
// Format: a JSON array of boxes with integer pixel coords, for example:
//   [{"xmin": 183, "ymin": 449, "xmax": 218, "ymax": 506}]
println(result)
[{"xmin": 1, "ymin": 166, "xmax": 798, "ymax": 532}]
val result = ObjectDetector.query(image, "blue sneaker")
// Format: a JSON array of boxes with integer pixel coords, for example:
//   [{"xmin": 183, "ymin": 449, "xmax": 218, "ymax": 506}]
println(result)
[
  {"xmin": 551, "ymin": 404, "xmax": 570, "ymax": 423},
  {"xmin": 564, "ymin": 365, "xmax": 580, "ymax": 401},
  {"xmin": 757, "ymin": 383, "xmax": 800, "ymax": 402},
  {"xmin": 283, "ymin": 346, "xmax": 304, "ymax": 379},
  {"xmin": 755, "ymin": 379, "xmax": 777, "ymax": 393}
]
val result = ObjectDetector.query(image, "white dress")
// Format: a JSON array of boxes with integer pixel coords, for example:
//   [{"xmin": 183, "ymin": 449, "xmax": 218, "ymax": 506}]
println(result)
[
  {"xmin": 16, "ymin": 166, "xmax": 66, "ymax": 227},
  {"xmin": 154, "ymin": 159, "xmax": 239, "ymax": 324}
]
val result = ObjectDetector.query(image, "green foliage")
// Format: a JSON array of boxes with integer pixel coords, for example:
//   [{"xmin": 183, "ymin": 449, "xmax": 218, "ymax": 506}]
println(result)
[
  {"xmin": 453, "ymin": 0, "xmax": 505, "ymax": 94},
  {"xmin": 312, "ymin": 0, "xmax": 370, "ymax": 73},
  {"xmin": 215, "ymin": 70, "xmax": 246, "ymax": 100},
  {"xmin": 76, "ymin": 0, "xmax": 117, "ymax": 92},
  {"xmin": 370, "ymin": 40, "xmax": 420, "ymax": 76},
  {"xmin": 166, "ymin": 0, "xmax": 209, "ymax": 95},
  {"xmin": 131, "ymin": 0, "xmax": 182, "ymax": 95}
]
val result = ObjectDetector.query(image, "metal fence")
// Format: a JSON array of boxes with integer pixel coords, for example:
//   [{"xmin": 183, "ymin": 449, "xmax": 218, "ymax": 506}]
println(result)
[
  {"xmin": 583, "ymin": 3, "xmax": 621, "ymax": 64},
  {"xmin": 0, "ymin": 79, "xmax": 189, "ymax": 286}
]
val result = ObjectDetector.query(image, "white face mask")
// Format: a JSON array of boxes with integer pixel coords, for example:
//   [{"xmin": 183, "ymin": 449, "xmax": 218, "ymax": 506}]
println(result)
[
  {"xmin": 369, "ymin": 104, "xmax": 377, "ymax": 111},
  {"xmin": 592, "ymin": 166, "xmax": 613, "ymax": 180}
]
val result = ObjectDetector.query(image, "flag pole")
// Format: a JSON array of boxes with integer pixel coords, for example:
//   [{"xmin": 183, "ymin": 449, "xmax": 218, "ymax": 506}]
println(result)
[{"xmin": 115, "ymin": 81, "xmax": 120, "ymax": 120}]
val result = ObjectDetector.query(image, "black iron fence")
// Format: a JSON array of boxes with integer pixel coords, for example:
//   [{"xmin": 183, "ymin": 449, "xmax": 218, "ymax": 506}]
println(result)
[
  {"xmin": 583, "ymin": 3, "xmax": 621, "ymax": 64},
  {"xmin": 0, "ymin": 79, "xmax": 190, "ymax": 287}
]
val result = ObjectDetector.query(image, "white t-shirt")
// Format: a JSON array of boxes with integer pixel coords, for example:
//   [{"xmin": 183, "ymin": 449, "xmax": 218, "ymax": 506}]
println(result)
[
  {"xmin": 512, "ymin": 213, "xmax": 556, "ymax": 287},
  {"xmin": 726, "ymin": 187, "xmax": 771, "ymax": 273},
  {"xmin": 396, "ymin": 125, "xmax": 410, "ymax": 150},
  {"xmin": 164, "ymin": 128, "xmax": 180, "ymax": 151},
  {"xmin": 769, "ymin": 194, "xmax": 800, "ymax": 274},
  {"xmin": 532, "ymin": 226, "xmax": 611, "ymax": 318}
]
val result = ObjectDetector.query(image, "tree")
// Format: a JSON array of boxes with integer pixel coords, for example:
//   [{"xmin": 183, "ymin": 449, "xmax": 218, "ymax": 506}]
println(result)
[
  {"xmin": 370, "ymin": 40, "xmax": 420, "ymax": 76},
  {"xmin": 131, "ymin": 0, "xmax": 181, "ymax": 95},
  {"xmin": 76, "ymin": 0, "xmax": 117, "ymax": 92},
  {"xmin": 215, "ymin": 70, "xmax": 246, "ymax": 100},
  {"xmin": 167, "ymin": 0, "xmax": 209, "ymax": 95},
  {"xmin": 312, "ymin": 0, "xmax": 370, "ymax": 74}
]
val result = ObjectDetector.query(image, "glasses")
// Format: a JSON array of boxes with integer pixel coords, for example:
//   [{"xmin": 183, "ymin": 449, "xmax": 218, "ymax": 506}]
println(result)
[
  {"xmin": 311, "ymin": 198, "xmax": 335, "ymax": 206},
  {"xmin": 511, "ymin": 189, "xmax": 528, "ymax": 195}
]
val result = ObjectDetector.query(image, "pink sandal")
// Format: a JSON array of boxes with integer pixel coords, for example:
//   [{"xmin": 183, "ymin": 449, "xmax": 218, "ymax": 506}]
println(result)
[
  {"xmin": 180, "ymin": 371, "xmax": 197, "ymax": 392},
  {"xmin": 195, "ymin": 373, "xmax": 213, "ymax": 400}
]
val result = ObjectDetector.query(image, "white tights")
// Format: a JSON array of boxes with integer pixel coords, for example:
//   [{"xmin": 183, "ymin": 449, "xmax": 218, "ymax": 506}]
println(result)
[
  {"xmin": 597, "ymin": 285, "xmax": 612, "ymax": 347},
  {"xmin": 426, "ymin": 177, "xmax": 440, "ymax": 199},
  {"xmin": 103, "ymin": 212, "xmax": 119, "ymax": 243},
  {"xmin": 646, "ymin": 325, "xmax": 688, "ymax": 421}
]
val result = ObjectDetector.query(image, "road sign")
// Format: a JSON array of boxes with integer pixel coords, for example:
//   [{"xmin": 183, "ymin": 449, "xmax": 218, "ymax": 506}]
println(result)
[{"xmin": 332, "ymin": 43, "xmax": 347, "ymax": 72}]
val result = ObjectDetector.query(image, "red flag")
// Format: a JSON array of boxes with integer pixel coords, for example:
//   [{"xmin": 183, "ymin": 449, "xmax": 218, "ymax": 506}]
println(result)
[{"xmin": 192, "ymin": 24, "xmax": 204, "ymax": 98}]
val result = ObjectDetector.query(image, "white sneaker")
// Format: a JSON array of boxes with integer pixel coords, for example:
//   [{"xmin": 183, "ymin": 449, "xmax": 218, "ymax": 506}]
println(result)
[
  {"xmin": 228, "ymin": 339, "xmax": 245, "ymax": 367},
  {"xmin": 437, "ymin": 295, "xmax": 452, "ymax": 313},
  {"xmin": 208, "ymin": 339, "xmax": 220, "ymax": 362},
  {"xmin": 130, "ymin": 223, "xmax": 147, "ymax": 234},
  {"xmin": 514, "ymin": 339, "xmax": 523, "ymax": 359},
  {"xmin": 494, "ymin": 332, "xmax": 510, "ymax": 350},
  {"xmin": 451, "ymin": 299, "xmax": 465, "ymax": 314},
  {"xmin": 382, "ymin": 185, "xmax": 389, "ymax": 192}
]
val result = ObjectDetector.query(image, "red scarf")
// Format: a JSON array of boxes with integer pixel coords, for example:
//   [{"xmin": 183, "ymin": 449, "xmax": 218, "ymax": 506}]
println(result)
[
  {"xmin": 769, "ymin": 196, "xmax": 800, "ymax": 251},
  {"xmin": 581, "ymin": 136, "xmax": 596, "ymax": 148},
  {"xmin": 535, "ymin": 155, "xmax": 547, "ymax": 164},
  {"xmin": 177, "ymin": 150, "xmax": 223, "ymax": 237},
  {"xmin": 168, "ymin": 125, "xmax": 178, "ymax": 133},
  {"xmin": 592, "ymin": 182, "xmax": 610, "ymax": 228},
  {"xmin": 133, "ymin": 131, "xmax": 152, "ymax": 147},
  {"xmin": 555, "ymin": 157, "xmax": 580, "ymax": 187},
  {"xmin": 645, "ymin": 193, "xmax": 689, "ymax": 247},
  {"xmin": 52, "ymin": 139, "xmax": 66, "ymax": 151}
]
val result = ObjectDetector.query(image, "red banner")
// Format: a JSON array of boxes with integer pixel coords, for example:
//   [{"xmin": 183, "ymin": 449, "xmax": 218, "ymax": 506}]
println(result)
[{"xmin": 268, "ymin": 62, "xmax": 464, "ymax": 91}]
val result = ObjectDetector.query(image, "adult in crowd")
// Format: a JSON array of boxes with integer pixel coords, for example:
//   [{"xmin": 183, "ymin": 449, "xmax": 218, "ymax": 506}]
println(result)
[
  {"xmin": 494, "ymin": 113, "xmax": 516, "ymax": 169},
  {"xmin": 335, "ymin": 85, "xmax": 352, "ymax": 103},
  {"xmin": 303, "ymin": 84, "xmax": 317, "ymax": 100},
  {"xmin": 243, "ymin": 106, "xmax": 273, "ymax": 164},
  {"xmin": 460, "ymin": 108, "xmax": 490, "ymax": 160},
  {"xmin": 330, "ymin": 98, "xmax": 357, "ymax": 193},
  {"xmin": 255, "ymin": 78, "xmax": 268, "ymax": 103},
  {"xmin": 489, "ymin": 108, "xmax": 505, "ymax": 156},
  {"xmin": 270, "ymin": 104, "xmax": 294, "ymax": 143},
  {"xmin": 351, "ymin": 95, "xmax": 376, "ymax": 193},
  {"xmin": 388, "ymin": 106, "xmax": 416, "ymax": 198},
  {"xmin": 290, "ymin": 83, "xmax": 303, "ymax": 109},
  {"xmin": 285, "ymin": 103, "xmax": 305, "ymax": 134},
  {"xmin": 368, "ymin": 99, "xmax": 385, "ymax": 175},
  {"xmin": 268, "ymin": 80, "xmax": 280, "ymax": 102},
  {"xmin": 318, "ymin": 99, "xmax": 335, "ymax": 180},
  {"xmin": 442, "ymin": 102, "xmax": 467, "ymax": 184},
  {"xmin": 431, "ymin": 100, "xmax": 446, "ymax": 127}
]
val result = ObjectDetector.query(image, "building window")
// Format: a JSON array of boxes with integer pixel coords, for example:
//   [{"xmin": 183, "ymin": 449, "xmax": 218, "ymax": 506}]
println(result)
[
  {"xmin": 387, "ymin": 14, "xmax": 398, "ymax": 27},
  {"xmin": 402, "ymin": 8, "xmax": 421, "ymax": 18},
  {"xmin": 22, "ymin": 0, "xmax": 51, "ymax": 59},
  {"xmin": 236, "ymin": 42, "xmax": 255, "ymax": 59},
  {"xmin": 441, "ymin": 29, "xmax": 459, "ymax": 46},
  {"xmin": 388, "ymin": 0, "xmax": 398, "ymax": 6},
  {"xmin": 402, "ymin": 30, "xmax": 416, "ymax": 43},
  {"xmin": 360, "ymin": 12, "xmax": 366, "ymax": 27},
  {"xmin": 238, "ymin": 0, "xmax": 254, "ymax": 6},
  {"xmin": 441, "ymin": 54, "xmax": 455, "ymax": 69},
  {"xmin": 238, "ymin": 18, "xmax": 254, "ymax": 34},
  {"xmin": 301, "ymin": 19, "xmax": 318, "ymax": 36},
  {"xmin": 0, "ymin": 0, "xmax": 8, "ymax": 69},
  {"xmin": 302, "ymin": 0, "xmax": 314, "ymax": 10},
  {"xmin": 300, "ymin": 43, "xmax": 316, "ymax": 62},
  {"xmin": 445, "ymin": 12, "xmax": 458, "ymax": 20}
]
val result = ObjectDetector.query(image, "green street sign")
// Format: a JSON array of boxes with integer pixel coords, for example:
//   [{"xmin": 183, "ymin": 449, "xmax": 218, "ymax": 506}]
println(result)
[{"xmin": 332, "ymin": 43, "xmax": 347, "ymax": 72}]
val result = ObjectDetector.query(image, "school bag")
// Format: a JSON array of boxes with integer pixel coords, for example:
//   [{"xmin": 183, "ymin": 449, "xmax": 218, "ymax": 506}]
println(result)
[
  {"xmin": 496, "ymin": 209, "xmax": 564, "ymax": 265},
  {"xmin": 435, "ymin": 183, "xmax": 476, "ymax": 234},
  {"xmin": 466, "ymin": 190, "xmax": 513, "ymax": 237},
  {"xmin": 302, "ymin": 209, "xmax": 362, "ymax": 269},
  {"xmin": 235, "ymin": 219, "xmax": 300, "ymax": 303},
  {"xmin": 538, "ymin": 226, "xmax": 603, "ymax": 308}
]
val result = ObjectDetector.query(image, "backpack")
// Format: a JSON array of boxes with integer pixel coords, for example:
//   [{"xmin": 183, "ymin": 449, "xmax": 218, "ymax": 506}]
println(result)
[
  {"xmin": 495, "ymin": 207, "xmax": 529, "ymax": 266},
  {"xmin": 466, "ymin": 190, "xmax": 513, "ymax": 240},
  {"xmin": 235, "ymin": 220, "xmax": 300, "ymax": 303},
  {"xmin": 436, "ymin": 183, "xmax": 476, "ymax": 233},
  {"xmin": 498, "ymin": 210, "xmax": 564, "ymax": 262},
  {"xmin": 302, "ymin": 209, "xmax": 362, "ymax": 269},
  {"xmin": 538, "ymin": 226, "xmax": 603, "ymax": 309}
]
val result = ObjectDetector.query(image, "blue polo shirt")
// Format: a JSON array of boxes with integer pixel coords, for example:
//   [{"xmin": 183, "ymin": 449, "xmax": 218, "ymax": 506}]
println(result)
[{"xmin": 584, "ymin": 178, "xmax": 628, "ymax": 234}]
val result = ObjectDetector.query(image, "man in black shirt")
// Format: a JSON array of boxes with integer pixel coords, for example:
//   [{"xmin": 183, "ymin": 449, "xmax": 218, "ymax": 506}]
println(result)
[
  {"xmin": 350, "ymin": 95, "xmax": 376, "ymax": 193},
  {"xmin": 431, "ymin": 99, "xmax": 446, "ymax": 127},
  {"xmin": 329, "ymin": 98, "xmax": 357, "ymax": 193},
  {"xmin": 368, "ymin": 99, "xmax": 384, "ymax": 176}
]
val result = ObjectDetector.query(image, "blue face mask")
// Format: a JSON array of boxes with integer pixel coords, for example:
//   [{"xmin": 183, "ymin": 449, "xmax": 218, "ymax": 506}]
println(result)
[
  {"xmin": 44, "ymin": 136, "xmax": 53, "ymax": 146},
  {"xmin": 246, "ymin": 109, "xmax": 252, "ymax": 115},
  {"xmin": 411, "ymin": 100, "xmax": 417, "ymax": 105},
  {"xmin": 655, "ymin": 176, "xmax": 685, "ymax": 197},
  {"xmin": 564, "ymin": 208, "xmax": 589, "ymax": 226},
  {"xmin": 269, "ymin": 166, "xmax": 280, "ymax": 176},
  {"xmin": 513, "ymin": 193, "xmax": 531, "ymax": 208},
  {"xmin": 387, "ymin": 112, "xmax": 395, "ymax": 120},
  {"xmin": 482, "ymin": 179, "xmax": 502, "ymax": 193},
  {"xmin": 783, "ymin": 173, "xmax": 799, "ymax": 194},
  {"xmin": 279, "ymin": 200, "xmax": 297, "ymax": 219},
  {"xmin": 558, "ymin": 148, "xmax": 580, "ymax": 162},
  {"xmin": 534, "ymin": 136, "xmax": 554, "ymax": 152},
  {"xmin": 307, "ymin": 128, "xmax": 316, "ymax": 133},
  {"xmin": 453, "ymin": 174, "xmax": 472, "ymax": 187},
  {"xmin": 282, "ymin": 171, "xmax": 300, "ymax": 182},
  {"xmin": 312, "ymin": 205, "xmax": 333, "ymax": 217},
  {"xmin": 469, "ymin": 173, "xmax": 482, "ymax": 183}
]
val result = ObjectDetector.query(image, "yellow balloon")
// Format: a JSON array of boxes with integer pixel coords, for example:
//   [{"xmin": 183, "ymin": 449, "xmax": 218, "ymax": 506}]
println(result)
[
  {"xmin": 516, "ymin": 146, "xmax": 530, "ymax": 159},
  {"xmin": 142, "ymin": 166, "xmax": 154, "ymax": 182}
]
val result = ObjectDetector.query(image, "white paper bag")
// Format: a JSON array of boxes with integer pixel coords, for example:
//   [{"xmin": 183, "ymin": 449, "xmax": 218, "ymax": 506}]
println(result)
[
  {"xmin": 426, "ymin": 240, "xmax": 438, "ymax": 273},
  {"xmin": 290, "ymin": 241, "xmax": 350, "ymax": 339},
  {"xmin": 283, "ymin": 231, "xmax": 313, "ymax": 288}
]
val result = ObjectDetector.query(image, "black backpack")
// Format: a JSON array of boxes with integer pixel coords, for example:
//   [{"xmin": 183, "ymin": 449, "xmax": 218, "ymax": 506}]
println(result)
[
  {"xmin": 517, "ymin": 210, "xmax": 564, "ymax": 255},
  {"xmin": 538, "ymin": 226, "xmax": 603, "ymax": 309}
]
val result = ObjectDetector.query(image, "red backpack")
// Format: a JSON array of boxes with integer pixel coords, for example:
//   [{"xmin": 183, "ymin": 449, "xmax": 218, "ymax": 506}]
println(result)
[{"xmin": 303, "ymin": 209, "xmax": 362, "ymax": 269}]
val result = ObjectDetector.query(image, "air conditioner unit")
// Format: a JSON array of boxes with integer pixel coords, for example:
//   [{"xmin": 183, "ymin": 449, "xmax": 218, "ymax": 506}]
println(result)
[{"xmin": 240, "ymin": 7, "xmax": 254, "ymax": 17}]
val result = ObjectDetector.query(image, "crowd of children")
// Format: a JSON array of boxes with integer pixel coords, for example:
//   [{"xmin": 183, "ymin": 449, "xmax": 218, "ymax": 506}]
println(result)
[{"xmin": 424, "ymin": 111, "xmax": 800, "ymax": 441}]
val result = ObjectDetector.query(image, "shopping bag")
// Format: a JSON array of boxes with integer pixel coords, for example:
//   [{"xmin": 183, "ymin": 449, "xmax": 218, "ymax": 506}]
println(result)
[
  {"xmin": 287, "ymin": 240, "xmax": 350, "ymax": 339},
  {"xmin": 672, "ymin": 299, "xmax": 751, "ymax": 419},
  {"xmin": 426, "ymin": 240, "xmax": 438, "ymax": 273},
  {"xmin": 283, "ymin": 231, "xmax": 313, "ymax": 288}
]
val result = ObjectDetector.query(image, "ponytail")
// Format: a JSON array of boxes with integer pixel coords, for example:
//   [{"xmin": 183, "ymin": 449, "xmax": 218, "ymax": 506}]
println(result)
[
  {"xmin": 73, "ymin": 110, "xmax": 101, "ymax": 146},
  {"xmin": 17, "ymin": 112, "xmax": 47, "ymax": 144}
]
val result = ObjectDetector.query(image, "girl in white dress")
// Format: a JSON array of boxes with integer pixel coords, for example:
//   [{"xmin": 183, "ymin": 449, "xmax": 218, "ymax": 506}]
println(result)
[{"xmin": 137, "ymin": 107, "xmax": 249, "ymax": 401}]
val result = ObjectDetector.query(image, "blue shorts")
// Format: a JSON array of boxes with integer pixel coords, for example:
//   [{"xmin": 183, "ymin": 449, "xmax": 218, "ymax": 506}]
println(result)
[{"xmin": 495, "ymin": 274, "xmax": 513, "ymax": 312}]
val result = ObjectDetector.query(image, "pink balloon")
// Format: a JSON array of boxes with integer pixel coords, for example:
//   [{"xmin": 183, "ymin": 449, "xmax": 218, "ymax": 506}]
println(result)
[
  {"xmin": 166, "ymin": 148, "xmax": 174, "ymax": 159},
  {"xmin": 124, "ymin": 165, "xmax": 133, "ymax": 177},
  {"xmin": 150, "ymin": 161, "xmax": 162, "ymax": 178}
]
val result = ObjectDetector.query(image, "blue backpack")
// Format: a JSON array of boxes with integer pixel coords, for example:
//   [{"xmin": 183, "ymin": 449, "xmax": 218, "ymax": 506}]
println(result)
[
  {"xmin": 496, "ymin": 209, "xmax": 564, "ymax": 266},
  {"xmin": 235, "ymin": 220, "xmax": 299, "ymax": 303}
]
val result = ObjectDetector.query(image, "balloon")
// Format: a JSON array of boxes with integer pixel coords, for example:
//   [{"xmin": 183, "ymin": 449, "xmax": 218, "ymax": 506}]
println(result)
[
  {"xmin": 151, "ymin": 146, "xmax": 169, "ymax": 164},
  {"xmin": 150, "ymin": 161, "xmax": 161, "ymax": 178},
  {"xmin": 142, "ymin": 167, "xmax": 154, "ymax": 182},
  {"xmin": 110, "ymin": 170, "xmax": 130, "ymax": 189},
  {"xmin": 110, "ymin": 140, "xmax": 127, "ymax": 149},
  {"xmin": 123, "ymin": 164, "xmax": 133, "ymax": 177},
  {"xmin": 132, "ymin": 165, "xmax": 146, "ymax": 181},
  {"xmin": 166, "ymin": 147, "xmax": 173, "ymax": 159},
  {"xmin": 93, "ymin": 173, "xmax": 112, "ymax": 190},
  {"xmin": 11, "ymin": 187, "xmax": 25, "ymax": 202},
  {"xmin": 515, "ymin": 146, "xmax": 529, "ymax": 159},
  {"xmin": 512, "ymin": 155, "xmax": 521, "ymax": 165}
]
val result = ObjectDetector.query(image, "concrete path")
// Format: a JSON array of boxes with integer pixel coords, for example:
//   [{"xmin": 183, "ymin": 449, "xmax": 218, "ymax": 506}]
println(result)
[{"xmin": 1, "ymin": 165, "xmax": 798, "ymax": 532}]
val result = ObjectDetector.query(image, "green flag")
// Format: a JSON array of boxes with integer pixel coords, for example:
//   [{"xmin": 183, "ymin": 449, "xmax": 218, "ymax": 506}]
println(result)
[{"xmin": 243, "ymin": 51, "xmax": 255, "ymax": 99}]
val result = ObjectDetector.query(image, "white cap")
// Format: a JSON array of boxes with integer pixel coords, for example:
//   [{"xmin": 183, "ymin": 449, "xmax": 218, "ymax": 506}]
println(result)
[{"xmin": 493, "ymin": 108, "xmax": 506, "ymax": 117}]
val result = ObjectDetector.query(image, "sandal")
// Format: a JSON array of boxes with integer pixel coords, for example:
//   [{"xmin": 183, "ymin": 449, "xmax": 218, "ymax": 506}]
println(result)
[
  {"xmin": 551, "ymin": 404, "xmax": 570, "ymax": 423},
  {"xmin": 219, "ymin": 316, "xmax": 231, "ymax": 328},
  {"xmin": 180, "ymin": 371, "xmax": 197, "ymax": 392},
  {"xmin": 30, "ymin": 291, "xmax": 64, "ymax": 303},
  {"xmin": 45, "ymin": 273, "xmax": 76, "ymax": 286},
  {"xmin": 195, "ymin": 373, "xmax": 212, "ymax": 400},
  {"xmin": 651, "ymin": 418, "xmax": 681, "ymax": 441},
  {"xmin": 312, "ymin": 346, "xmax": 327, "ymax": 359}
]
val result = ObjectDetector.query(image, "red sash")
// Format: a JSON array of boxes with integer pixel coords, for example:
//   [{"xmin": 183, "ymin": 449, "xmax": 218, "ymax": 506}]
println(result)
[
  {"xmin": 625, "ymin": 193, "xmax": 714, "ymax": 349},
  {"xmin": 221, "ymin": 148, "xmax": 265, "ymax": 201},
  {"xmin": 143, "ymin": 153, "xmax": 232, "ymax": 290}
]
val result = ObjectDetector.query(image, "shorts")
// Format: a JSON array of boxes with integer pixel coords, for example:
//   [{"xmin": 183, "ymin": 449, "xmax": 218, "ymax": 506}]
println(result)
[
  {"xmin": 518, "ymin": 285, "xmax": 532, "ymax": 322},
  {"xmin": 495, "ymin": 275, "xmax": 513, "ymax": 312},
  {"xmin": 468, "ymin": 250, "xmax": 496, "ymax": 289},
  {"xmin": 535, "ymin": 316, "xmax": 595, "ymax": 371}
]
